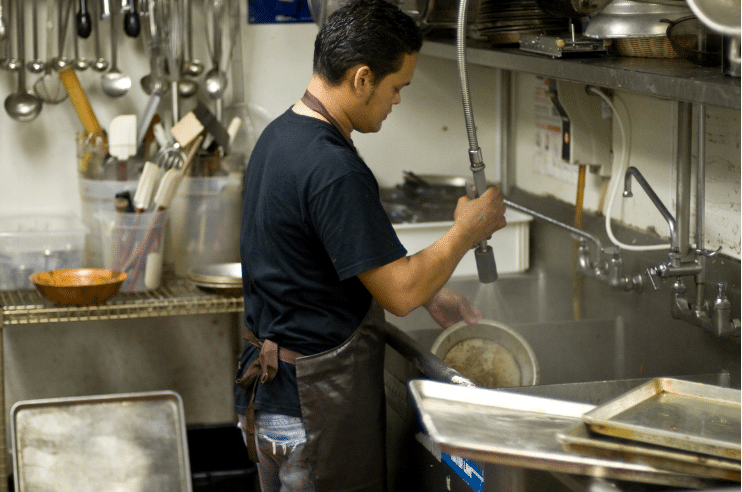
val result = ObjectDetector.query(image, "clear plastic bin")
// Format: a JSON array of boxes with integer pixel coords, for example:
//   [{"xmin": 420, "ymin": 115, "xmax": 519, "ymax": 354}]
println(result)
[
  {"xmin": 0, "ymin": 214, "xmax": 88, "ymax": 289},
  {"xmin": 79, "ymin": 178, "xmax": 139, "ymax": 267},
  {"xmin": 168, "ymin": 176, "xmax": 243, "ymax": 277},
  {"xmin": 98, "ymin": 210, "xmax": 167, "ymax": 292}
]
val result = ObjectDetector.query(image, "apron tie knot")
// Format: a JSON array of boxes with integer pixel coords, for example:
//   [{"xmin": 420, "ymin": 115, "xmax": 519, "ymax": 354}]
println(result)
[{"xmin": 235, "ymin": 331, "xmax": 300, "ymax": 390}]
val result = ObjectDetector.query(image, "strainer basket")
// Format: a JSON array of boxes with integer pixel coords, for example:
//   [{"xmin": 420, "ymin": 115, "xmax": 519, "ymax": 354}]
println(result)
[{"xmin": 664, "ymin": 15, "xmax": 722, "ymax": 66}]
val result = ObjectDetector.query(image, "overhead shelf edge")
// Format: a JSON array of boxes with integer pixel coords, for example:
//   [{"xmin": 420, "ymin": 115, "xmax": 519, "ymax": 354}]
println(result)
[{"xmin": 421, "ymin": 41, "xmax": 741, "ymax": 110}]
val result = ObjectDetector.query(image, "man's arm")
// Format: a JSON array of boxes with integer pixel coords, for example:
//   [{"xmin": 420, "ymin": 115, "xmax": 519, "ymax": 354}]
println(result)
[{"xmin": 358, "ymin": 186, "xmax": 506, "ymax": 317}]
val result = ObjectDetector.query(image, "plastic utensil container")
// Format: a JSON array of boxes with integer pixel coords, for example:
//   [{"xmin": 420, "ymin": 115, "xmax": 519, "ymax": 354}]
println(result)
[
  {"xmin": 99, "ymin": 210, "xmax": 167, "ymax": 292},
  {"xmin": 168, "ymin": 176, "xmax": 243, "ymax": 277},
  {"xmin": 0, "ymin": 214, "xmax": 88, "ymax": 290},
  {"xmin": 79, "ymin": 178, "xmax": 139, "ymax": 267}
]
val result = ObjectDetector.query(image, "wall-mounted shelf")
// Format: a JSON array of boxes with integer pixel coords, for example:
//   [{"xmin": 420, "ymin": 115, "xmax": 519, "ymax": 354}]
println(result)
[
  {"xmin": 0, "ymin": 276, "xmax": 244, "ymax": 492},
  {"xmin": 421, "ymin": 41, "xmax": 741, "ymax": 110},
  {"xmin": 0, "ymin": 277, "xmax": 244, "ymax": 326}
]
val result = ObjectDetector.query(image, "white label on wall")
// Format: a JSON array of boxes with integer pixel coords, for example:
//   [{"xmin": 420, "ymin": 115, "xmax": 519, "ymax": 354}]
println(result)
[{"xmin": 533, "ymin": 77, "xmax": 576, "ymax": 184}]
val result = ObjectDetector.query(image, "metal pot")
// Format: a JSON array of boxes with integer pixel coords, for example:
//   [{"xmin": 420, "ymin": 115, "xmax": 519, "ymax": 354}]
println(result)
[
  {"xmin": 535, "ymin": 0, "xmax": 613, "ymax": 19},
  {"xmin": 584, "ymin": 0, "xmax": 691, "ymax": 39},
  {"xmin": 431, "ymin": 319, "xmax": 539, "ymax": 388}
]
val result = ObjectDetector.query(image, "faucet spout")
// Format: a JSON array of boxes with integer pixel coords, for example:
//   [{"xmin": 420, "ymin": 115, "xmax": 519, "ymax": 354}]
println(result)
[{"xmin": 623, "ymin": 166, "xmax": 678, "ymax": 252}]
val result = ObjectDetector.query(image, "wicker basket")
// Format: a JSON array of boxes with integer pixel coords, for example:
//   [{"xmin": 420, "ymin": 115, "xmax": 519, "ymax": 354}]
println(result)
[{"xmin": 615, "ymin": 37, "xmax": 680, "ymax": 58}]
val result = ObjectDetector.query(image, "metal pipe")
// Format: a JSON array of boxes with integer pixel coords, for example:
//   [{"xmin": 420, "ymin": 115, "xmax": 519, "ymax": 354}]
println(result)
[
  {"xmin": 695, "ymin": 104, "xmax": 707, "ymax": 314},
  {"xmin": 676, "ymin": 101, "xmax": 693, "ymax": 259},
  {"xmin": 503, "ymin": 198, "xmax": 603, "ymax": 255},
  {"xmin": 623, "ymin": 166, "xmax": 678, "ymax": 252}
]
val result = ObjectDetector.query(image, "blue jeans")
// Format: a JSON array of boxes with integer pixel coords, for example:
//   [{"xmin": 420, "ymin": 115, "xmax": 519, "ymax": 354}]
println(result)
[{"xmin": 239, "ymin": 412, "xmax": 314, "ymax": 492}]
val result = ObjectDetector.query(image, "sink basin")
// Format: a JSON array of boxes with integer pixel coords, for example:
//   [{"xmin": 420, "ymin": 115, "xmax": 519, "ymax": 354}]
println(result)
[{"xmin": 385, "ymin": 273, "xmax": 739, "ymax": 390}]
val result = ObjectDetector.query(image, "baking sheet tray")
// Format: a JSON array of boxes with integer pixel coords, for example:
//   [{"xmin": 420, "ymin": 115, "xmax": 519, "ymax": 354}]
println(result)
[
  {"xmin": 11, "ymin": 391, "xmax": 192, "ymax": 492},
  {"xmin": 558, "ymin": 422, "xmax": 741, "ymax": 482},
  {"xmin": 409, "ymin": 379, "xmax": 715, "ymax": 489},
  {"xmin": 582, "ymin": 378, "xmax": 741, "ymax": 460}
]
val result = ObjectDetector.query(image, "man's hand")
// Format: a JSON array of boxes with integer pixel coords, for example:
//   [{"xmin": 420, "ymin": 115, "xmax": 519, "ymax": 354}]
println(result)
[
  {"xmin": 423, "ymin": 287, "xmax": 483, "ymax": 329},
  {"xmin": 453, "ymin": 186, "xmax": 507, "ymax": 248}
]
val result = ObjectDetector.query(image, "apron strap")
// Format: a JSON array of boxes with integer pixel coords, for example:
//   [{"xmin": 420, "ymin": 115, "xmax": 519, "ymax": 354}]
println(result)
[
  {"xmin": 301, "ymin": 90, "xmax": 357, "ymax": 153},
  {"xmin": 235, "ymin": 331, "xmax": 302, "ymax": 463},
  {"xmin": 236, "ymin": 330, "xmax": 300, "ymax": 390}
]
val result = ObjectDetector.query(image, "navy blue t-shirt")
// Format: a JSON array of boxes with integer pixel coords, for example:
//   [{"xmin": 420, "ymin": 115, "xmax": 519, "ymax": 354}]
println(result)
[{"xmin": 234, "ymin": 108, "xmax": 407, "ymax": 418}]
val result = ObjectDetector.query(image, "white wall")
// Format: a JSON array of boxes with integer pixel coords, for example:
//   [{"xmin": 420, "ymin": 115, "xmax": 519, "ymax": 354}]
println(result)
[{"xmin": 512, "ymin": 73, "xmax": 741, "ymax": 258}]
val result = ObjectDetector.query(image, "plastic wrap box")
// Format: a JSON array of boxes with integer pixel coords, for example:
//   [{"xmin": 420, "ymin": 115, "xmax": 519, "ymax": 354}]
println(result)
[
  {"xmin": 393, "ymin": 209, "xmax": 533, "ymax": 277},
  {"xmin": 0, "ymin": 214, "xmax": 88, "ymax": 290}
]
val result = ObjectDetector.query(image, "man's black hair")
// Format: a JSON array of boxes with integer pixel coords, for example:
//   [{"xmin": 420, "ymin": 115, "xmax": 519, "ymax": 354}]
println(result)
[{"xmin": 313, "ymin": 0, "xmax": 424, "ymax": 85}]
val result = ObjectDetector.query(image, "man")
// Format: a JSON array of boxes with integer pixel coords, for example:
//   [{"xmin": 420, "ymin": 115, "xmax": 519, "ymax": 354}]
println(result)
[{"xmin": 234, "ymin": 0, "xmax": 506, "ymax": 490}]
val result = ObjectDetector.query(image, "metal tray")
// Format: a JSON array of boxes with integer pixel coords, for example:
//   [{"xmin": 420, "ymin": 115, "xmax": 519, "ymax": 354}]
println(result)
[
  {"xmin": 11, "ymin": 391, "xmax": 192, "ymax": 492},
  {"xmin": 409, "ymin": 379, "xmax": 714, "ymax": 489},
  {"xmin": 582, "ymin": 378, "xmax": 741, "ymax": 460},
  {"xmin": 558, "ymin": 422, "xmax": 741, "ymax": 482}
]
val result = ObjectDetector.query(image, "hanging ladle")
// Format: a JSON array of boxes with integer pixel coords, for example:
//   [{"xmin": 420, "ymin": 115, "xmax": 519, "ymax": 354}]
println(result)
[
  {"xmin": 101, "ymin": 7, "xmax": 131, "ymax": 97},
  {"xmin": 204, "ymin": 0, "xmax": 227, "ymax": 102},
  {"xmin": 5, "ymin": 0, "xmax": 43, "ymax": 121}
]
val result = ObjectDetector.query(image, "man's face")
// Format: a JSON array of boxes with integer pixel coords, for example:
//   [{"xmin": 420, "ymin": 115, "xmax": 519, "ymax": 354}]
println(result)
[{"xmin": 356, "ymin": 52, "xmax": 418, "ymax": 134}]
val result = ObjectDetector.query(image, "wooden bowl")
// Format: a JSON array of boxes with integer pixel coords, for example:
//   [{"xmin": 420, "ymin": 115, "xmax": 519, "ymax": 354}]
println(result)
[{"xmin": 29, "ymin": 268, "xmax": 127, "ymax": 306}]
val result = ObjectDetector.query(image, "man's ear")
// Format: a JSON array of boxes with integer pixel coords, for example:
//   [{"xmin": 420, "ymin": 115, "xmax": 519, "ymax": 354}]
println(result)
[{"xmin": 352, "ymin": 65, "xmax": 374, "ymax": 96}]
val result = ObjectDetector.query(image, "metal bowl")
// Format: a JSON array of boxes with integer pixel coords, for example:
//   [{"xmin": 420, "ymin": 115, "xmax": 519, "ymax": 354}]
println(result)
[
  {"xmin": 29, "ymin": 268, "xmax": 127, "ymax": 306},
  {"xmin": 431, "ymin": 319, "xmax": 539, "ymax": 388}
]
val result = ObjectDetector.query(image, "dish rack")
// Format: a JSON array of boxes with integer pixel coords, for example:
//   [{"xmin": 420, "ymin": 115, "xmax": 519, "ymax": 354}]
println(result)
[{"xmin": 0, "ymin": 272, "xmax": 244, "ymax": 492}]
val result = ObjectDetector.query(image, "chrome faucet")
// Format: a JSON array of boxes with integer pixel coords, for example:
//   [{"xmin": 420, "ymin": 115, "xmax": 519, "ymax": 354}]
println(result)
[
  {"xmin": 623, "ymin": 166, "xmax": 739, "ymax": 337},
  {"xmin": 504, "ymin": 200, "xmax": 642, "ymax": 292}
]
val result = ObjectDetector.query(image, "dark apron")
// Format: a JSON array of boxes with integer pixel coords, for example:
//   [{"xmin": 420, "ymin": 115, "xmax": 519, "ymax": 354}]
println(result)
[
  {"xmin": 243, "ymin": 93, "xmax": 386, "ymax": 489},
  {"xmin": 295, "ymin": 300, "xmax": 388, "ymax": 491}
]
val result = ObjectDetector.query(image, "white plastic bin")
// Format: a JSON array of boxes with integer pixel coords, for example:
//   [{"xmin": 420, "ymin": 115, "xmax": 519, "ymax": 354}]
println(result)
[
  {"xmin": 0, "ymin": 214, "xmax": 88, "ymax": 289},
  {"xmin": 393, "ymin": 209, "xmax": 533, "ymax": 277}
]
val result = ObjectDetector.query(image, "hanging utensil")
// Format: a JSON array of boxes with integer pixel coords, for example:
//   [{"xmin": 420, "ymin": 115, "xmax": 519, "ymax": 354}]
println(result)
[
  {"xmin": 181, "ymin": 0, "xmax": 203, "ymax": 76},
  {"xmin": 34, "ymin": 0, "xmax": 67, "ymax": 103},
  {"xmin": 2, "ymin": 0, "xmax": 21, "ymax": 71},
  {"xmin": 91, "ymin": 0, "xmax": 108, "ymax": 71},
  {"xmin": 0, "ymin": 0, "xmax": 7, "ymax": 41},
  {"xmin": 204, "ymin": 0, "xmax": 227, "ymax": 120},
  {"xmin": 101, "ymin": 7, "xmax": 131, "ymax": 97},
  {"xmin": 52, "ymin": 0, "xmax": 73, "ymax": 70},
  {"xmin": 27, "ymin": 0, "xmax": 46, "ymax": 73},
  {"xmin": 122, "ymin": 0, "xmax": 140, "ymax": 37},
  {"xmin": 72, "ymin": 4, "xmax": 90, "ymax": 71},
  {"xmin": 161, "ymin": 0, "xmax": 182, "ymax": 122},
  {"xmin": 4, "ymin": 0, "xmax": 43, "ymax": 121},
  {"xmin": 76, "ymin": 0, "xmax": 91, "ymax": 37}
]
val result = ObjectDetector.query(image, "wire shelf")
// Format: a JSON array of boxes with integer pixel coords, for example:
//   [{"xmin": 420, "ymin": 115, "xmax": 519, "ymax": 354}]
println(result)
[{"xmin": 0, "ymin": 276, "xmax": 244, "ymax": 326}]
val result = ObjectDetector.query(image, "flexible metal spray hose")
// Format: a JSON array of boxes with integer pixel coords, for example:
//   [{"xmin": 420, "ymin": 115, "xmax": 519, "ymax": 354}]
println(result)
[{"xmin": 457, "ymin": 0, "xmax": 497, "ymax": 283}]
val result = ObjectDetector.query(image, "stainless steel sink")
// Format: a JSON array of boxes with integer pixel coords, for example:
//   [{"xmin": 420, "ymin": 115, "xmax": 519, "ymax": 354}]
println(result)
[
  {"xmin": 386, "ymin": 272, "xmax": 739, "ymax": 389},
  {"xmin": 383, "ymin": 272, "xmax": 738, "ymax": 492}
]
